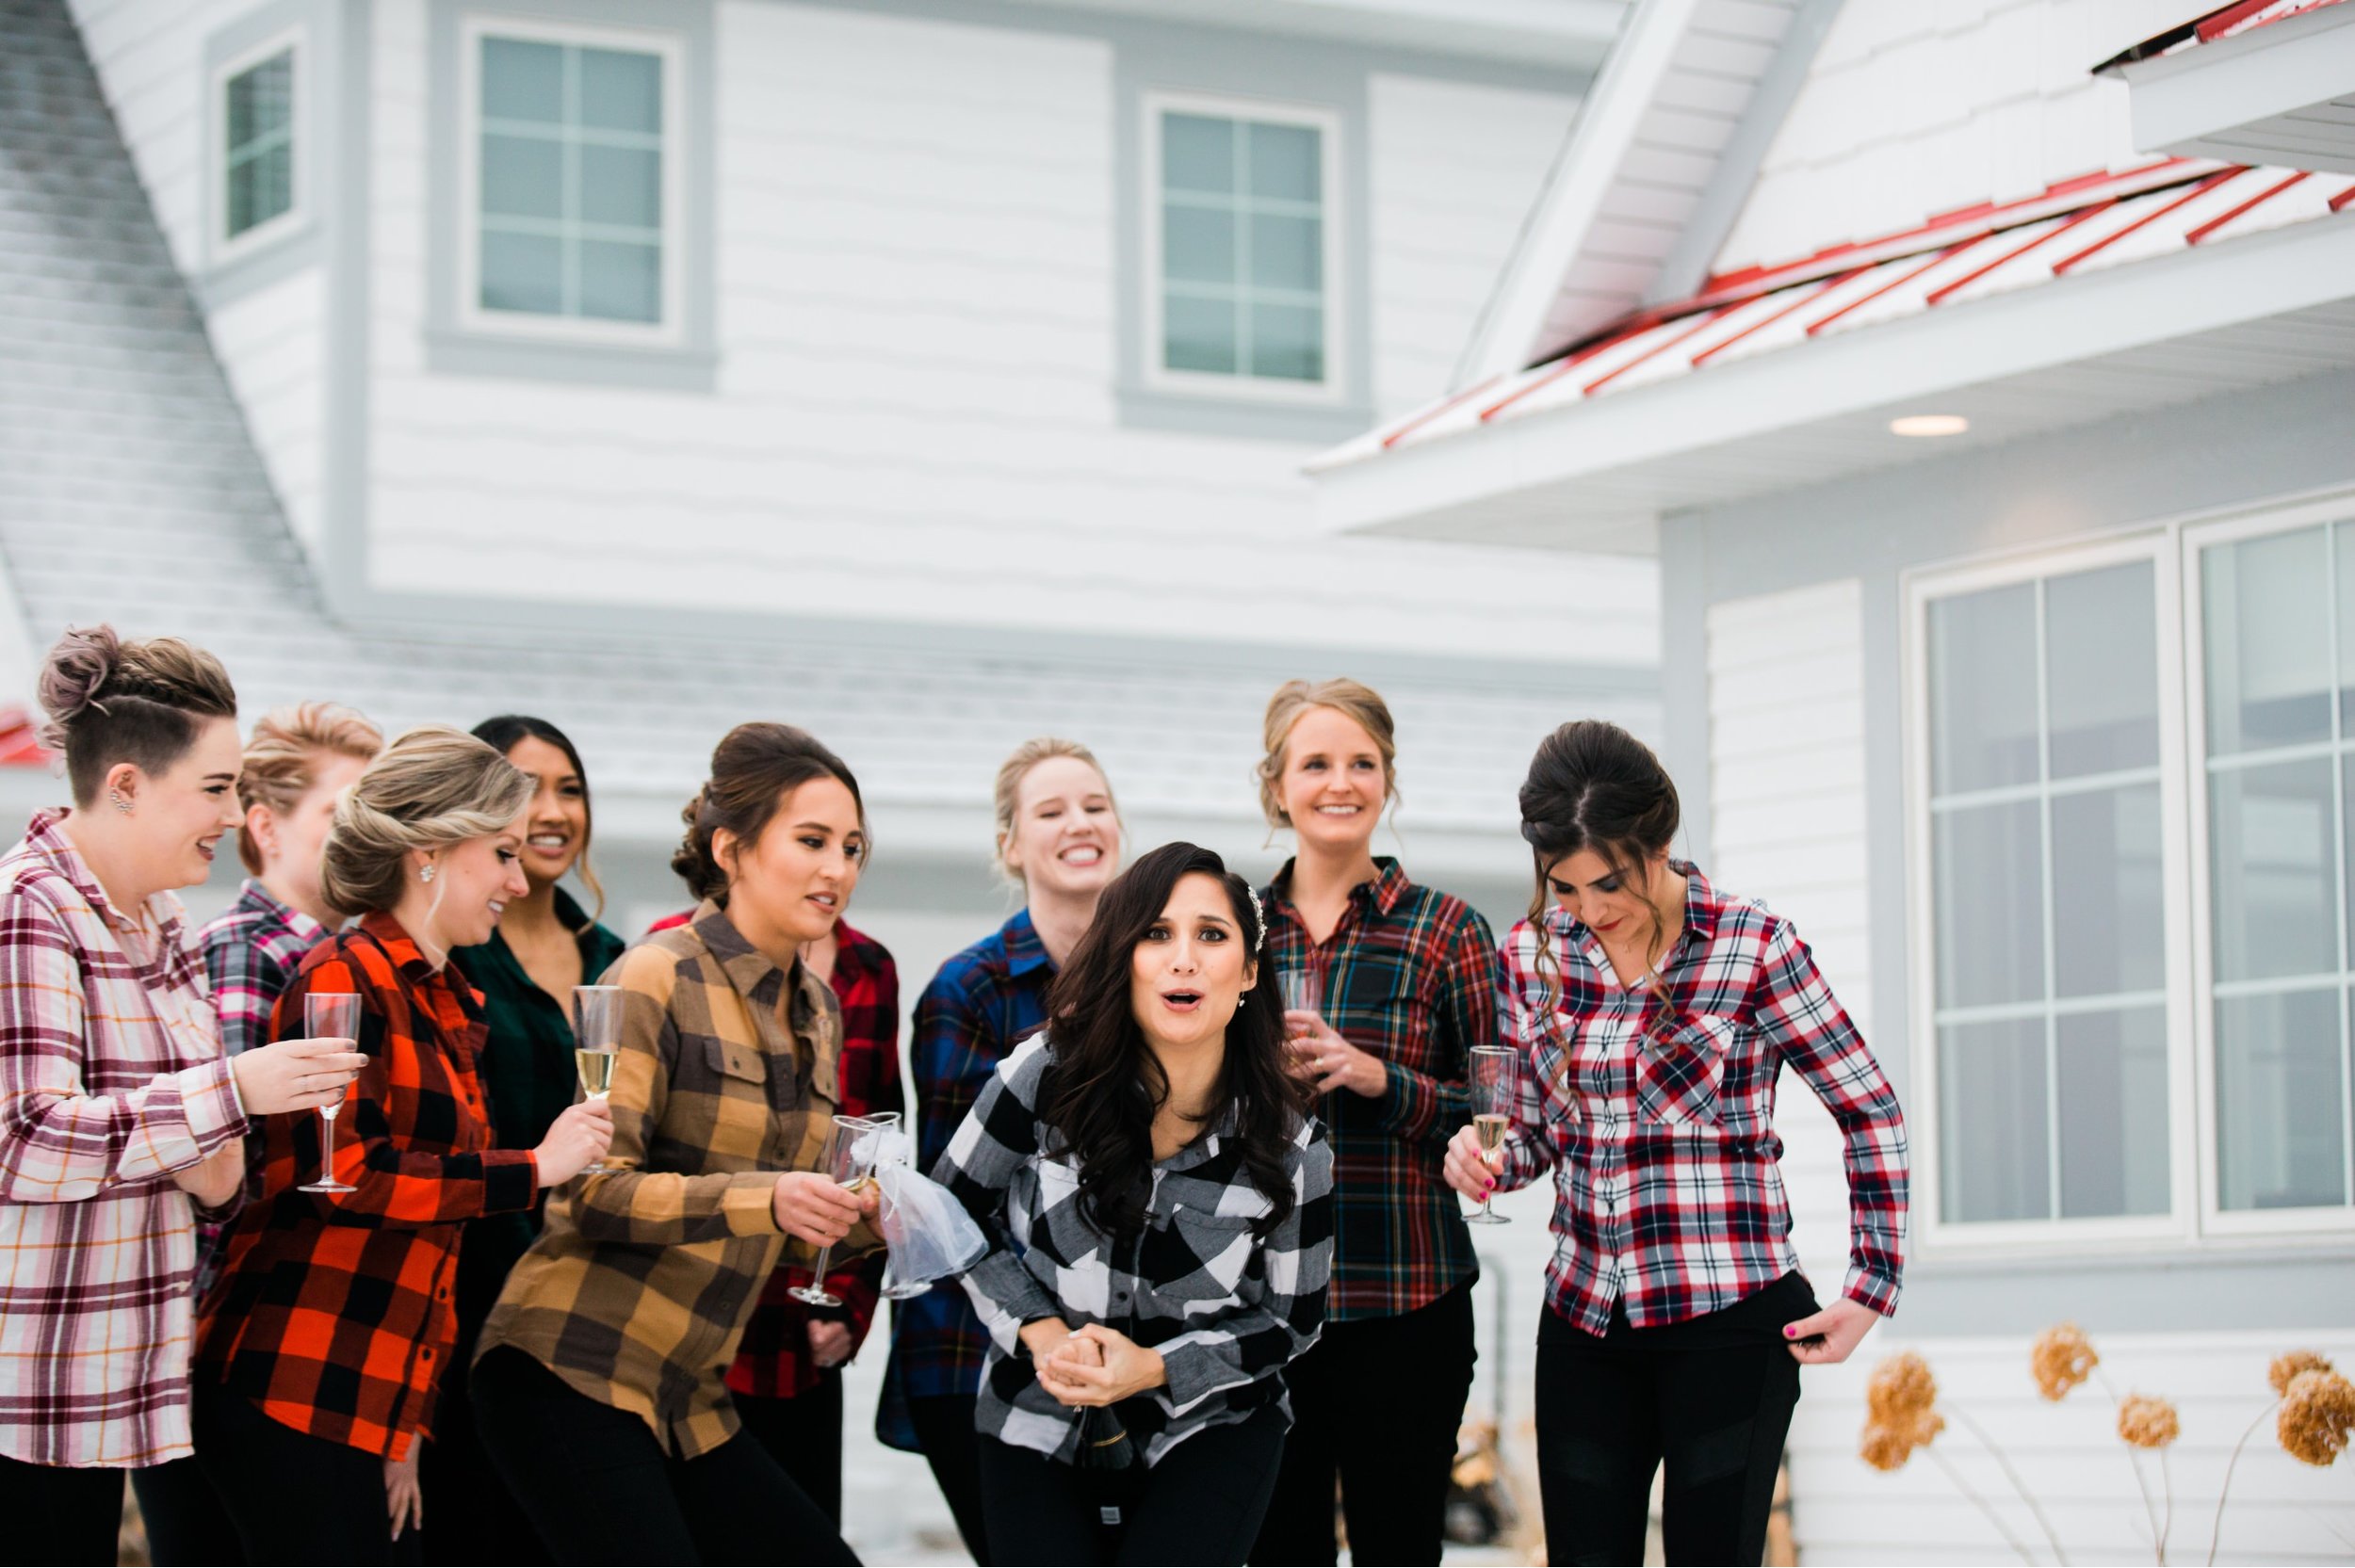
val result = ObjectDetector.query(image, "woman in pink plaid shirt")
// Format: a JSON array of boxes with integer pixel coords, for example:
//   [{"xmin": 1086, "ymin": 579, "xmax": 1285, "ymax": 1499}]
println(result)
[{"xmin": 1444, "ymin": 719, "xmax": 1909, "ymax": 1568}]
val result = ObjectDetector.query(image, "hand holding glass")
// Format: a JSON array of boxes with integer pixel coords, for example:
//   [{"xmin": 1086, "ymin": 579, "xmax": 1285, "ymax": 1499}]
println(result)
[
  {"xmin": 296, "ymin": 993, "xmax": 362, "ymax": 1195},
  {"xmin": 1278, "ymin": 968, "xmax": 1323, "ymax": 1063},
  {"xmin": 572, "ymin": 986, "xmax": 623, "ymax": 1175},
  {"xmin": 1465, "ymin": 1045, "xmax": 1515, "ymax": 1226},
  {"xmin": 789, "ymin": 1112, "xmax": 899, "ymax": 1309}
]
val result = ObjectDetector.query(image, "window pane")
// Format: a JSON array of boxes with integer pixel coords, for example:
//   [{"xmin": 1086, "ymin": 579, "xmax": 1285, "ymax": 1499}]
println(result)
[
  {"xmin": 580, "ymin": 144, "xmax": 660, "ymax": 230},
  {"xmin": 226, "ymin": 141, "xmax": 293, "ymax": 237},
  {"xmin": 480, "ymin": 230, "xmax": 563, "ymax": 315},
  {"xmin": 579, "ymin": 47, "xmax": 660, "ymax": 134},
  {"xmin": 1248, "ymin": 302, "xmax": 1324, "ymax": 382},
  {"xmin": 2055, "ymin": 1006, "xmax": 2169, "ymax": 1218},
  {"xmin": 2046, "ymin": 561, "xmax": 2159, "ymax": 778},
  {"xmin": 1939, "ymin": 1015, "xmax": 2049, "ymax": 1222},
  {"xmin": 2052, "ymin": 784, "xmax": 2165, "ymax": 998},
  {"xmin": 1248, "ymin": 121, "xmax": 1321, "ymax": 202},
  {"xmin": 2208, "ymin": 758, "xmax": 2338, "ymax": 982},
  {"xmin": 482, "ymin": 37, "xmax": 563, "ymax": 124},
  {"xmin": 1929, "ymin": 583, "xmax": 2038, "ymax": 795},
  {"xmin": 1162, "ymin": 204, "xmax": 1234, "ymax": 286},
  {"xmin": 481, "ymin": 133, "xmax": 562, "ymax": 220},
  {"xmin": 1163, "ymin": 293, "xmax": 1237, "ymax": 374},
  {"xmin": 1162, "ymin": 113, "xmax": 1233, "ymax": 195},
  {"xmin": 226, "ymin": 52, "xmax": 293, "ymax": 151},
  {"xmin": 2217, "ymin": 987, "xmax": 2347, "ymax": 1211},
  {"xmin": 578, "ymin": 239, "xmax": 660, "ymax": 322},
  {"xmin": 1934, "ymin": 800, "xmax": 2045, "ymax": 1008},
  {"xmin": 1249, "ymin": 213, "xmax": 1322, "ymax": 294},
  {"xmin": 2203, "ymin": 526, "xmax": 2331, "ymax": 754}
]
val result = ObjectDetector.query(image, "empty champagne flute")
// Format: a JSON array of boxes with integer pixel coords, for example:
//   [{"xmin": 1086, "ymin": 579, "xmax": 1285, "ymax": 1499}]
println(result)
[
  {"xmin": 572, "ymin": 986, "xmax": 623, "ymax": 1175},
  {"xmin": 788, "ymin": 1112, "xmax": 898, "ymax": 1309},
  {"xmin": 296, "ymin": 992, "xmax": 362, "ymax": 1195},
  {"xmin": 1278, "ymin": 967, "xmax": 1323, "ymax": 1063},
  {"xmin": 1466, "ymin": 1045, "xmax": 1515, "ymax": 1226},
  {"xmin": 873, "ymin": 1127, "xmax": 932, "ymax": 1301}
]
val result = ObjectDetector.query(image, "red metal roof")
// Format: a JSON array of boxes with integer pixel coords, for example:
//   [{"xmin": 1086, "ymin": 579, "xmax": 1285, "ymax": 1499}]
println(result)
[
  {"xmin": 2094, "ymin": 0, "xmax": 2353, "ymax": 70},
  {"xmin": 0, "ymin": 707, "xmax": 52, "ymax": 768},
  {"xmin": 1351, "ymin": 158, "xmax": 2355, "ymax": 457}
]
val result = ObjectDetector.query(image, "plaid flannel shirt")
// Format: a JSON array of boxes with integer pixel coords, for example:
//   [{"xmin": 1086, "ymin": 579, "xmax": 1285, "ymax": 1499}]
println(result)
[
  {"xmin": 937, "ymin": 1033, "xmax": 1333, "ymax": 1466},
  {"xmin": 880, "ymin": 909, "xmax": 1055, "ymax": 1441},
  {"xmin": 1494, "ymin": 863, "xmax": 1909, "ymax": 1334},
  {"xmin": 727, "ymin": 920, "xmax": 903, "ymax": 1400},
  {"xmin": 198, "ymin": 880, "xmax": 324, "ymax": 1059},
  {"xmin": 0, "ymin": 810, "xmax": 247, "ymax": 1467},
  {"xmin": 196, "ymin": 914, "xmax": 539, "ymax": 1460},
  {"xmin": 477, "ymin": 902, "xmax": 877, "ymax": 1460},
  {"xmin": 1260, "ymin": 858, "xmax": 1497, "ymax": 1319}
]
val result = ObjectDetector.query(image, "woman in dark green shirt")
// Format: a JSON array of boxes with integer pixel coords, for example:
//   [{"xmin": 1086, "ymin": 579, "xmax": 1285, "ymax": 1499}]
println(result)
[{"xmin": 428, "ymin": 715, "xmax": 625, "ymax": 1566}]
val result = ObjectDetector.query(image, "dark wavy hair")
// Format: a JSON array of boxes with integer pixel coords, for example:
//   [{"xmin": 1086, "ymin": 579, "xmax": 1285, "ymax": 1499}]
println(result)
[
  {"xmin": 473, "ymin": 714, "xmax": 605, "ymax": 918},
  {"xmin": 1519, "ymin": 719, "xmax": 1682, "ymax": 1011},
  {"xmin": 1038, "ymin": 842, "xmax": 1306, "ymax": 1241}
]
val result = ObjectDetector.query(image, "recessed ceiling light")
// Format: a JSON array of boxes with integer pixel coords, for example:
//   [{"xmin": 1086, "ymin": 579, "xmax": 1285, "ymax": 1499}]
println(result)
[{"xmin": 1890, "ymin": 413, "xmax": 1970, "ymax": 437}]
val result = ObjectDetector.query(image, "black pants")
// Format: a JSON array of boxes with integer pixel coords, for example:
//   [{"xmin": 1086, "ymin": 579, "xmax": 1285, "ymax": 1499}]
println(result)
[
  {"xmin": 1251, "ymin": 1282, "xmax": 1476, "ymax": 1566},
  {"xmin": 129, "ymin": 1453, "xmax": 245, "ymax": 1565},
  {"xmin": 979, "ymin": 1406, "xmax": 1286, "ymax": 1566},
  {"xmin": 735, "ymin": 1371, "xmax": 845, "ymax": 1525},
  {"xmin": 1535, "ymin": 1271, "xmax": 1817, "ymax": 1567},
  {"xmin": 193, "ymin": 1384, "xmax": 423, "ymax": 1566},
  {"xmin": 471, "ymin": 1347, "xmax": 857, "ymax": 1567},
  {"xmin": 0, "ymin": 1453, "xmax": 122, "ymax": 1566},
  {"xmin": 907, "ymin": 1392, "xmax": 992, "ymax": 1564},
  {"xmin": 419, "ymin": 1311, "xmax": 545, "ymax": 1565}
]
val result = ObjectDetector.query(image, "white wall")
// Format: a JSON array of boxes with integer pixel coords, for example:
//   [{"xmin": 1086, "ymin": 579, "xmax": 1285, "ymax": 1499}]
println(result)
[{"xmin": 1716, "ymin": 0, "xmax": 2197, "ymax": 273}]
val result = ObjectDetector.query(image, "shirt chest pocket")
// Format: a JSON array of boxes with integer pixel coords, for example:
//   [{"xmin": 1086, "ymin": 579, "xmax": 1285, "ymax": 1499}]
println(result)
[
  {"xmin": 703, "ymin": 1036, "xmax": 774, "ymax": 1157},
  {"xmin": 1634, "ymin": 1013, "xmax": 1740, "ymax": 1128},
  {"xmin": 1155, "ymin": 1197, "xmax": 1267, "ymax": 1309}
]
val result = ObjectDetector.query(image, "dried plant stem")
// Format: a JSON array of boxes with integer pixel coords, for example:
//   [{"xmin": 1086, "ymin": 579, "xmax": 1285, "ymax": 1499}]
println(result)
[
  {"xmin": 2158, "ymin": 1446, "xmax": 2173, "ymax": 1565},
  {"xmin": 2205, "ymin": 1401, "xmax": 2280, "ymax": 1568},
  {"xmin": 1927, "ymin": 1445, "xmax": 2038, "ymax": 1565},
  {"xmin": 1947, "ymin": 1403, "xmax": 2071, "ymax": 1566},
  {"xmin": 2096, "ymin": 1370, "xmax": 2166, "ymax": 1561}
]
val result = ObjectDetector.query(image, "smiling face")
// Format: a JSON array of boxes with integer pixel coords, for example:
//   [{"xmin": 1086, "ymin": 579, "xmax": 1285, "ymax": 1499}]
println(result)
[
  {"xmin": 249, "ymin": 751, "xmax": 368, "ymax": 911},
  {"xmin": 415, "ymin": 815, "xmax": 530, "ymax": 950},
  {"xmin": 1002, "ymin": 754, "xmax": 1120, "ymax": 899},
  {"xmin": 1544, "ymin": 846, "xmax": 1674, "ymax": 941},
  {"xmin": 1276, "ymin": 705, "xmax": 1387, "ymax": 856},
  {"xmin": 106, "ymin": 716, "xmax": 245, "ymax": 894},
  {"xmin": 718, "ymin": 776, "xmax": 867, "ymax": 951},
  {"xmin": 1129, "ymin": 871, "xmax": 1258, "ymax": 1054},
  {"xmin": 505, "ymin": 735, "xmax": 589, "ymax": 889}
]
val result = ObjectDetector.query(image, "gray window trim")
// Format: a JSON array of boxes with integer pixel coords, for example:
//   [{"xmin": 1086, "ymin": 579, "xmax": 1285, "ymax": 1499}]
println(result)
[
  {"xmin": 201, "ymin": 0, "xmax": 330, "ymax": 309},
  {"xmin": 425, "ymin": 0, "xmax": 717, "ymax": 392}
]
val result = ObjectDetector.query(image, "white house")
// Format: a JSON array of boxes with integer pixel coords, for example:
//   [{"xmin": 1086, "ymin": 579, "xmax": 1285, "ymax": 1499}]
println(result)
[{"xmin": 1312, "ymin": 0, "xmax": 2355, "ymax": 1560}]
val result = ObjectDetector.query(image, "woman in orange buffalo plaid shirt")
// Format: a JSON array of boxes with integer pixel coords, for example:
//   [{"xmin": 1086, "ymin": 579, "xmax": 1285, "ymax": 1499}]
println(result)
[{"xmin": 194, "ymin": 728, "xmax": 613, "ymax": 1566}]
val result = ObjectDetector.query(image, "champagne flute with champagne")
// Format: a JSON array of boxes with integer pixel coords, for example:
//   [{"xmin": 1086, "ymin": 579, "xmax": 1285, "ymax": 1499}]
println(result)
[
  {"xmin": 789, "ymin": 1112, "xmax": 898, "ymax": 1309},
  {"xmin": 1466, "ymin": 1044, "xmax": 1515, "ymax": 1226},
  {"xmin": 296, "ymin": 992, "xmax": 363, "ymax": 1194},
  {"xmin": 572, "ymin": 985, "xmax": 624, "ymax": 1174}
]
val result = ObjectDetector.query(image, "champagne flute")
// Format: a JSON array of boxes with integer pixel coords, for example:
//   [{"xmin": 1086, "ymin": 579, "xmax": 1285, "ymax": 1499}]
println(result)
[
  {"xmin": 1466, "ymin": 1045, "xmax": 1515, "ymax": 1226},
  {"xmin": 572, "ymin": 986, "xmax": 623, "ymax": 1175},
  {"xmin": 789, "ymin": 1112, "xmax": 896, "ymax": 1309},
  {"xmin": 1278, "ymin": 968, "xmax": 1323, "ymax": 1075},
  {"xmin": 296, "ymin": 993, "xmax": 362, "ymax": 1195}
]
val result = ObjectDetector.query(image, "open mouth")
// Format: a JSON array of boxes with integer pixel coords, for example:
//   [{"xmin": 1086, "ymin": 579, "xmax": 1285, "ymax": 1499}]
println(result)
[
  {"xmin": 1314, "ymin": 805, "xmax": 1360, "ymax": 816},
  {"xmin": 196, "ymin": 835, "xmax": 221, "ymax": 862},
  {"xmin": 1161, "ymin": 990, "xmax": 1203, "ymax": 1012},
  {"xmin": 808, "ymin": 892, "xmax": 838, "ymax": 911},
  {"xmin": 527, "ymin": 833, "xmax": 570, "ymax": 854},
  {"xmin": 487, "ymin": 900, "xmax": 507, "ymax": 919},
  {"xmin": 1059, "ymin": 845, "xmax": 1103, "ymax": 865}
]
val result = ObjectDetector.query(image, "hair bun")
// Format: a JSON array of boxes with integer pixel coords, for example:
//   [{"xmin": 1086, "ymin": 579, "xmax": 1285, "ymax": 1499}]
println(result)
[{"xmin": 37, "ymin": 625, "xmax": 123, "ymax": 748}]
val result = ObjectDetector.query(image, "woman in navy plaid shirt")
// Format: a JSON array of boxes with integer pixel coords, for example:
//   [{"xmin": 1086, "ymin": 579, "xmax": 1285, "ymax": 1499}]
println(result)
[{"xmin": 1446, "ymin": 720, "xmax": 1908, "ymax": 1567}]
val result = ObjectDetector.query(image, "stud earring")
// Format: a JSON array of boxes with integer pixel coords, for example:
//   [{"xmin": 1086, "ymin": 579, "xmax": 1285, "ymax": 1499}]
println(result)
[
  {"xmin": 419, "ymin": 865, "xmax": 437, "ymax": 884},
  {"xmin": 109, "ymin": 791, "xmax": 133, "ymax": 816}
]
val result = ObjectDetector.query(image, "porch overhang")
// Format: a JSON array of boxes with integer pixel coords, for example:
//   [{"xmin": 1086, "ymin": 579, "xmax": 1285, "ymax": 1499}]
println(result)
[{"xmin": 2098, "ymin": 0, "xmax": 2355, "ymax": 174}]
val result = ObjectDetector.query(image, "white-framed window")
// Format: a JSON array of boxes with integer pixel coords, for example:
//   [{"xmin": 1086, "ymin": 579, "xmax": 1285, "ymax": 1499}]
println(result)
[
  {"xmin": 456, "ymin": 16, "xmax": 684, "ymax": 342},
  {"xmin": 1143, "ymin": 92, "xmax": 1341, "ymax": 401},
  {"xmin": 211, "ymin": 30, "xmax": 305, "ymax": 263},
  {"xmin": 1907, "ymin": 496, "xmax": 2355, "ymax": 1253}
]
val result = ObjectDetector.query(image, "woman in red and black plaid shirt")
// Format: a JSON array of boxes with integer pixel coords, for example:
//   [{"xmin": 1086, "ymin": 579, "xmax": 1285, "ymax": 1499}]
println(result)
[{"xmin": 1445, "ymin": 720, "xmax": 1909, "ymax": 1567}]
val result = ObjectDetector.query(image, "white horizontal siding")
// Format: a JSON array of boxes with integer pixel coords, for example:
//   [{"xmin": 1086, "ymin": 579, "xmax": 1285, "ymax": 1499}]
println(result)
[
  {"xmin": 204, "ymin": 269, "xmax": 325, "ymax": 552},
  {"xmin": 1717, "ymin": 0, "xmax": 2195, "ymax": 273}
]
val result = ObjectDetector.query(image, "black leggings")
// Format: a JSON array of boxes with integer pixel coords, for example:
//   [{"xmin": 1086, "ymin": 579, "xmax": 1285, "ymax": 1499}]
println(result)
[
  {"xmin": 907, "ymin": 1393, "xmax": 992, "ymax": 1564},
  {"xmin": 734, "ymin": 1371, "xmax": 845, "ymax": 1525},
  {"xmin": 1534, "ymin": 1272, "xmax": 1816, "ymax": 1567},
  {"xmin": 128, "ymin": 1453, "xmax": 245, "ymax": 1566},
  {"xmin": 0, "ymin": 1453, "xmax": 122, "ymax": 1566},
  {"xmin": 193, "ymin": 1383, "xmax": 423, "ymax": 1566},
  {"xmin": 978, "ymin": 1406, "xmax": 1286, "ymax": 1566},
  {"xmin": 471, "ymin": 1347, "xmax": 857, "ymax": 1567}
]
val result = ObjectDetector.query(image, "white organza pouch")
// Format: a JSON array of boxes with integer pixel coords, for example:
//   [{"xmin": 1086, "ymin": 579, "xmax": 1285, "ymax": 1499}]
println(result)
[{"xmin": 857, "ymin": 1124, "xmax": 987, "ymax": 1285}]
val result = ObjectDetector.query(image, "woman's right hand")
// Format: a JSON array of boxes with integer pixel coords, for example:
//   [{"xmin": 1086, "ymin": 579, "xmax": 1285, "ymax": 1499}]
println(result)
[
  {"xmin": 532, "ymin": 1100, "xmax": 615, "ymax": 1188},
  {"xmin": 771, "ymin": 1171, "xmax": 877, "ymax": 1247},
  {"xmin": 1442, "ymin": 1123, "xmax": 1502, "ymax": 1204},
  {"xmin": 229, "ymin": 1038, "xmax": 369, "ymax": 1117}
]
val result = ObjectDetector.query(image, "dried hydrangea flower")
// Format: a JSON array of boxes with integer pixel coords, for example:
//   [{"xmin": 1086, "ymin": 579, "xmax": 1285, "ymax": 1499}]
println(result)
[
  {"xmin": 2269, "ymin": 1350, "xmax": 2334, "ymax": 1399},
  {"xmin": 2279, "ymin": 1369, "xmax": 2355, "ymax": 1468},
  {"xmin": 2117, "ymin": 1394, "xmax": 2180, "ymax": 1449},
  {"xmin": 2031, "ymin": 1322, "xmax": 2099, "ymax": 1401},
  {"xmin": 1867, "ymin": 1350, "xmax": 1939, "ymax": 1427},
  {"xmin": 1859, "ymin": 1422, "xmax": 1912, "ymax": 1472}
]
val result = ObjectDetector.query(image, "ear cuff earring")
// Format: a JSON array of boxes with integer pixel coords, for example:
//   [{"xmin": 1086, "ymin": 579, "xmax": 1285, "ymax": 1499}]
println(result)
[{"xmin": 109, "ymin": 791, "xmax": 133, "ymax": 816}]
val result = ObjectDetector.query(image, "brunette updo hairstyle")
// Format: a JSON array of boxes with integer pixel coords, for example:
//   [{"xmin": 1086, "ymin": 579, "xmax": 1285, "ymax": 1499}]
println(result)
[
  {"xmin": 473, "ymin": 714, "xmax": 606, "ymax": 918},
  {"xmin": 1255, "ymin": 677, "xmax": 1400, "ymax": 828},
  {"xmin": 1519, "ymin": 720, "xmax": 1682, "ymax": 999},
  {"xmin": 38, "ymin": 625, "xmax": 237, "ymax": 806},
  {"xmin": 235, "ymin": 703, "xmax": 385, "ymax": 875},
  {"xmin": 319, "ymin": 727, "xmax": 533, "ymax": 919},
  {"xmin": 673, "ymin": 723, "xmax": 865, "ymax": 905}
]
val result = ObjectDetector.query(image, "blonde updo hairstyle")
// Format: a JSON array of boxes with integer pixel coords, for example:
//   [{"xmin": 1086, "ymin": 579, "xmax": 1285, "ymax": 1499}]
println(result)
[
  {"xmin": 235, "ymin": 703, "xmax": 386, "ymax": 875},
  {"xmin": 991, "ymin": 736, "xmax": 1123, "ymax": 882},
  {"xmin": 319, "ymin": 726, "xmax": 533, "ymax": 920},
  {"xmin": 1255, "ymin": 677, "xmax": 1400, "ymax": 828},
  {"xmin": 38, "ymin": 625, "xmax": 238, "ymax": 806}
]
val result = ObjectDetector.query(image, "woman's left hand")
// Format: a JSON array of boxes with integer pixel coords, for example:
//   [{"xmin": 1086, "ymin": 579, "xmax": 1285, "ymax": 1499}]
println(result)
[
  {"xmin": 1038, "ymin": 1323, "xmax": 1167, "ymax": 1407},
  {"xmin": 383, "ymin": 1445, "xmax": 423, "ymax": 1541},
  {"xmin": 1284, "ymin": 1013, "xmax": 1386, "ymax": 1098},
  {"xmin": 1782, "ymin": 1297, "xmax": 1881, "ymax": 1365},
  {"xmin": 806, "ymin": 1319, "xmax": 853, "ymax": 1369}
]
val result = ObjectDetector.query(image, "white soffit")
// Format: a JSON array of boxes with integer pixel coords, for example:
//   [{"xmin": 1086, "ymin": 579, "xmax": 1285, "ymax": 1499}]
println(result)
[{"xmin": 2103, "ymin": 1, "xmax": 2355, "ymax": 175}]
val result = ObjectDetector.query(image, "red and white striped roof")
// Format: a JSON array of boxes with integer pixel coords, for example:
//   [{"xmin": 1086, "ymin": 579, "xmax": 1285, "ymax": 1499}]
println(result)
[
  {"xmin": 2096, "ymin": 0, "xmax": 2352, "ymax": 68},
  {"xmin": 1331, "ymin": 158, "xmax": 2355, "ymax": 465}
]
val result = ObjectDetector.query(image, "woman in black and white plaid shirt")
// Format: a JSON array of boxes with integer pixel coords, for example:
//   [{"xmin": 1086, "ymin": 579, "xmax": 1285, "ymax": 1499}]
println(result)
[{"xmin": 934, "ymin": 841, "xmax": 1335, "ymax": 1565}]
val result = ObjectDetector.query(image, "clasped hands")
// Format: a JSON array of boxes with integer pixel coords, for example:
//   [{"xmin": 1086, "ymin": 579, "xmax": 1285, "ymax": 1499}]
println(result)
[{"xmin": 1020, "ymin": 1318, "xmax": 1165, "ymax": 1408}]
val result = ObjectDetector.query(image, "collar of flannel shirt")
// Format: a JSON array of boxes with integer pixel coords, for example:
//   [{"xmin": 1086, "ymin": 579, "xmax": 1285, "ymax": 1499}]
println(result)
[
  {"xmin": 689, "ymin": 898, "xmax": 836, "ymax": 1077},
  {"xmin": 999, "ymin": 907, "xmax": 1053, "ymax": 978},
  {"xmin": 1267, "ymin": 855, "xmax": 1412, "ymax": 922},
  {"xmin": 830, "ymin": 918, "xmax": 884, "ymax": 990},
  {"xmin": 23, "ymin": 807, "xmax": 176, "ymax": 941},
  {"xmin": 229, "ymin": 877, "xmax": 323, "ymax": 945}
]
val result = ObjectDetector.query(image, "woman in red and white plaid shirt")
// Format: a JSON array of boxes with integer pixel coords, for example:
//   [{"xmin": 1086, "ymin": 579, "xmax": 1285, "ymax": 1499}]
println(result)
[{"xmin": 1444, "ymin": 719, "xmax": 1909, "ymax": 1568}]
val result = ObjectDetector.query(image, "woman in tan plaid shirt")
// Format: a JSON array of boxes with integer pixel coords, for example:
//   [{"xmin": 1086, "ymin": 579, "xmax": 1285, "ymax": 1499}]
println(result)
[{"xmin": 474, "ymin": 723, "xmax": 881, "ymax": 1565}]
